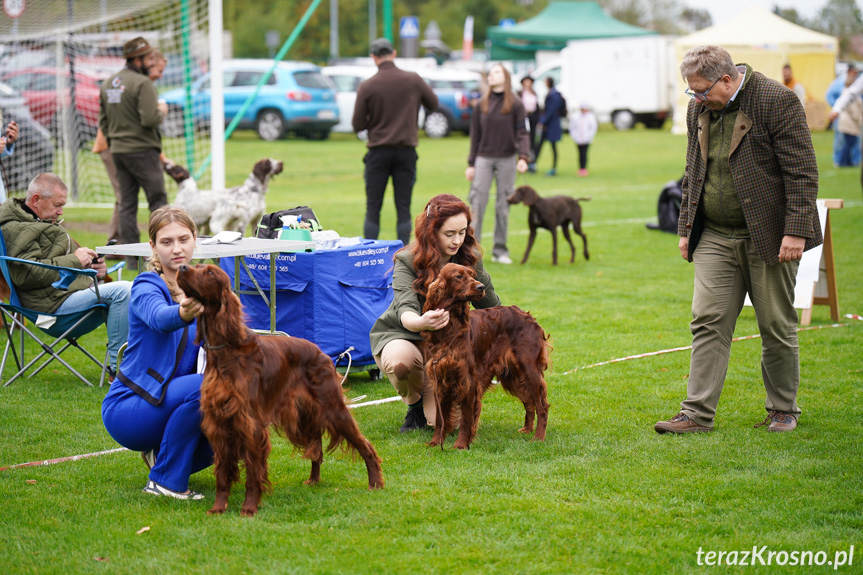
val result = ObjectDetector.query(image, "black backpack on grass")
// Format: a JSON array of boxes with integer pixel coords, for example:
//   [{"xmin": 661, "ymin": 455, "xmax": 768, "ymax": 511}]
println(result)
[{"xmin": 646, "ymin": 177, "xmax": 683, "ymax": 234}]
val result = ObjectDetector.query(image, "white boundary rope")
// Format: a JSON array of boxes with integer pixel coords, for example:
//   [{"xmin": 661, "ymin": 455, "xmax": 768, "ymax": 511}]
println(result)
[
  {"xmin": 562, "ymin": 317, "xmax": 860, "ymax": 376},
  {"xmin": 347, "ymin": 395, "xmax": 402, "ymax": 409},
  {"xmin": 0, "ymin": 447, "xmax": 129, "ymax": 472},
  {"xmin": 4, "ymin": 316, "xmax": 859, "ymax": 472}
]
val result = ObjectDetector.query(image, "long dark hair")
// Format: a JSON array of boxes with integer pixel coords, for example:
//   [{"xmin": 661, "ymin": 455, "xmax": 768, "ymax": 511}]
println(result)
[
  {"xmin": 480, "ymin": 64, "xmax": 514, "ymax": 115},
  {"xmin": 404, "ymin": 194, "xmax": 480, "ymax": 295}
]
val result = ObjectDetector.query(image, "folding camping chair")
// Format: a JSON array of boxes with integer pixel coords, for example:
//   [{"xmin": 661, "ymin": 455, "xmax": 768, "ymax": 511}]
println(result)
[{"xmin": 0, "ymin": 228, "xmax": 124, "ymax": 387}]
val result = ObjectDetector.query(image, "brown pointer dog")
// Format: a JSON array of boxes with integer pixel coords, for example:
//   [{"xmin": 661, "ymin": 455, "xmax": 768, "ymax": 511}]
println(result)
[
  {"xmin": 507, "ymin": 185, "xmax": 590, "ymax": 265},
  {"xmin": 176, "ymin": 264, "xmax": 384, "ymax": 517},
  {"xmin": 421, "ymin": 263, "xmax": 550, "ymax": 450}
]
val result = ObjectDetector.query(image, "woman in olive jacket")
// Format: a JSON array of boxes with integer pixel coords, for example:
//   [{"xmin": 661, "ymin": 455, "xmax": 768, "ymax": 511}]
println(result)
[{"xmin": 369, "ymin": 194, "xmax": 500, "ymax": 433}]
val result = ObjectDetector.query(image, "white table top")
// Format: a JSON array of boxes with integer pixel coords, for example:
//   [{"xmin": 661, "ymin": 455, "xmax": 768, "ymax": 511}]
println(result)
[{"xmin": 95, "ymin": 237, "xmax": 315, "ymax": 259}]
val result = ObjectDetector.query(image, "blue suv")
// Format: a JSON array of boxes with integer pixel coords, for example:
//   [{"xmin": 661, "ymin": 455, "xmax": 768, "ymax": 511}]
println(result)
[
  {"xmin": 416, "ymin": 67, "xmax": 481, "ymax": 138},
  {"xmin": 160, "ymin": 59, "xmax": 338, "ymax": 141}
]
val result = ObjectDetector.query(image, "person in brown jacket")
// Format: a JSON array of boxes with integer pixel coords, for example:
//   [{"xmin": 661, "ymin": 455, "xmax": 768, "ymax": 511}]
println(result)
[
  {"xmin": 352, "ymin": 38, "xmax": 438, "ymax": 246},
  {"xmin": 465, "ymin": 63, "xmax": 529, "ymax": 264},
  {"xmin": 655, "ymin": 45, "xmax": 821, "ymax": 435}
]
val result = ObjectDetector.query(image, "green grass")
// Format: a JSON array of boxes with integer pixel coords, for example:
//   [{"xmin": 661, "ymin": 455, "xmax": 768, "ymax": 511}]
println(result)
[{"xmin": 2, "ymin": 126, "xmax": 862, "ymax": 574}]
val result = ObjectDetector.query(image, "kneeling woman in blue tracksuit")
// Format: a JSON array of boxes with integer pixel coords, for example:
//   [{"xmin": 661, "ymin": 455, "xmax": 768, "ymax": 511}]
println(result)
[{"xmin": 102, "ymin": 205, "xmax": 212, "ymax": 500}]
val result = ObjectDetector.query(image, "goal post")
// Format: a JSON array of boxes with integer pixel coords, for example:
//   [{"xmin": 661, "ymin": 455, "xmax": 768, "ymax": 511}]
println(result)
[{"xmin": 0, "ymin": 0, "xmax": 218, "ymax": 205}]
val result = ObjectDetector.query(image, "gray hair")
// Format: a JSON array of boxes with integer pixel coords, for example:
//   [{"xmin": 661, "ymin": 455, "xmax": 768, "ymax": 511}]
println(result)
[
  {"xmin": 26, "ymin": 173, "xmax": 67, "ymax": 202},
  {"xmin": 680, "ymin": 45, "xmax": 739, "ymax": 82}
]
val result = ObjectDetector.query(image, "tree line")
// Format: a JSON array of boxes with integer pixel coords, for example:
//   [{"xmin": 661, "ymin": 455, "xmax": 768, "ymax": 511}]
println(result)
[{"xmin": 223, "ymin": 0, "xmax": 863, "ymax": 64}]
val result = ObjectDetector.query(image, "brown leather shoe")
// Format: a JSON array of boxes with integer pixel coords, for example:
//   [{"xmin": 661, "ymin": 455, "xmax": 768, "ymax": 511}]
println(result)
[
  {"xmin": 754, "ymin": 411, "xmax": 798, "ymax": 432},
  {"xmin": 654, "ymin": 412, "xmax": 713, "ymax": 434}
]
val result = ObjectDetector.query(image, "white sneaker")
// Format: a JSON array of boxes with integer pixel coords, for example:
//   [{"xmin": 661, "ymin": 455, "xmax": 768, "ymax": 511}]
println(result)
[
  {"xmin": 491, "ymin": 255, "xmax": 513, "ymax": 264},
  {"xmin": 142, "ymin": 479, "xmax": 205, "ymax": 500}
]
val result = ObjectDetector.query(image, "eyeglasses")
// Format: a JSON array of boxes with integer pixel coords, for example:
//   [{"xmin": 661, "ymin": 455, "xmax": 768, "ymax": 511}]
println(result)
[{"xmin": 685, "ymin": 77, "xmax": 721, "ymax": 101}]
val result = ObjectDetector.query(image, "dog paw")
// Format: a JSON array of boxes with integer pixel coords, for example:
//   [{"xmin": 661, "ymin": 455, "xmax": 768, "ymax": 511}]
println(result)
[
  {"xmin": 517, "ymin": 426, "xmax": 534, "ymax": 434},
  {"xmin": 303, "ymin": 477, "xmax": 321, "ymax": 485},
  {"xmin": 207, "ymin": 505, "xmax": 227, "ymax": 515},
  {"xmin": 453, "ymin": 442, "xmax": 470, "ymax": 450},
  {"xmin": 240, "ymin": 506, "xmax": 259, "ymax": 517}
]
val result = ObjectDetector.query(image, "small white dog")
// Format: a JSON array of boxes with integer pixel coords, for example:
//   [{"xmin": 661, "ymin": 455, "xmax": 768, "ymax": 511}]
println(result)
[{"xmin": 164, "ymin": 158, "xmax": 284, "ymax": 236}]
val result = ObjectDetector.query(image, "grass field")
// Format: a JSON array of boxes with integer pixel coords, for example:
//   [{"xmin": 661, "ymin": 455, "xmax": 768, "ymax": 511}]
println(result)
[{"xmin": 1, "ymin": 125, "xmax": 861, "ymax": 574}]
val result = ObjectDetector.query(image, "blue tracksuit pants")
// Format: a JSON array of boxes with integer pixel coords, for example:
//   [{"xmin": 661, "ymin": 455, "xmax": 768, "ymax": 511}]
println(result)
[{"xmin": 102, "ymin": 374, "xmax": 213, "ymax": 492}]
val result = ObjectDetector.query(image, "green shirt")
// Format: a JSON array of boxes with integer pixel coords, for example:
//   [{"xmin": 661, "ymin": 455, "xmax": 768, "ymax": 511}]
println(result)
[
  {"xmin": 702, "ymin": 65, "xmax": 752, "ymax": 236},
  {"xmin": 98, "ymin": 67, "xmax": 164, "ymax": 154}
]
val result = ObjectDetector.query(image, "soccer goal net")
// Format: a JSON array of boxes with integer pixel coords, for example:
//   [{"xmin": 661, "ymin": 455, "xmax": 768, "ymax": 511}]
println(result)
[{"xmin": 0, "ymin": 0, "xmax": 211, "ymax": 204}]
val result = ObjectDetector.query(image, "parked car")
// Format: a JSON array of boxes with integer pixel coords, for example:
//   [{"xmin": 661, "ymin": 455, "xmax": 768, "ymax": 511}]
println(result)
[
  {"xmin": 321, "ymin": 65, "xmax": 375, "ymax": 133},
  {"xmin": 160, "ymin": 59, "xmax": 339, "ymax": 141},
  {"xmin": 0, "ymin": 81, "xmax": 55, "ymax": 194},
  {"xmin": 0, "ymin": 67, "xmax": 106, "ymax": 139},
  {"xmin": 415, "ymin": 67, "xmax": 481, "ymax": 138}
]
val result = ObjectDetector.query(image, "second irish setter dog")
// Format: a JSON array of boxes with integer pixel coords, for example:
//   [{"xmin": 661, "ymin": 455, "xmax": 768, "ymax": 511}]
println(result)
[
  {"xmin": 422, "ymin": 263, "xmax": 550, "ymax": 450},
  {"xmin": 176, "ymin": 264, "xmax": 384, "ymax": 517}
]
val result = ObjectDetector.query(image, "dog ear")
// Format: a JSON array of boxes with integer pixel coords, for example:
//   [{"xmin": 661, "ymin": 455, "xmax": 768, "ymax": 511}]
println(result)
[
  {"xmin": 522, "ymin": 186, "xmax": 540, "ymax": 206},
  {"xmin": 424, "ymin": 278, "xmax": 443, "ymax": 313},
  {"xmin": 252, "ymin": 159, "xmax": 269, "ymax": 182}
]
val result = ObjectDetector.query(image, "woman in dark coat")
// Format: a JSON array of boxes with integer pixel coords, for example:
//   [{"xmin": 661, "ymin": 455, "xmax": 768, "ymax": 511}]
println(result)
[{"xmin": 536, "ymin": 77, "xmax": 564, "ymax": 176}]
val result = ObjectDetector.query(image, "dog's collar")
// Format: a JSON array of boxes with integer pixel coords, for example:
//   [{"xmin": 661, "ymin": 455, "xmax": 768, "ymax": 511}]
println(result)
[
  {"xmin": 199, "ymin": 316, "xmax": 255, "ymax": 352},
  {"xmin": 202, "ymin": 341, "xmax": 228, "ymax": 351}
]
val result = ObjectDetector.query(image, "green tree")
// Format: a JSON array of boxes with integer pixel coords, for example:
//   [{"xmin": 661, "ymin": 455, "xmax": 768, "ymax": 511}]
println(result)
[
  {"xmin": 812, "ymin": 0, "xmax": 863, "ymax": 58},
  {"xmin": 773, "ymin": 6, "xmax": 805, "ymax": 25},
  {"xmin": 679, "ymin": 6, "xmax": 712, "ymax": 33}
]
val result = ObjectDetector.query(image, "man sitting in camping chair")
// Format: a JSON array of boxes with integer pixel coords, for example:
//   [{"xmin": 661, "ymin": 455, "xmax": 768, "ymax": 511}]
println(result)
[{"xmin": 0, "ymin": 173, "xmax": 131, "ymax": 381}]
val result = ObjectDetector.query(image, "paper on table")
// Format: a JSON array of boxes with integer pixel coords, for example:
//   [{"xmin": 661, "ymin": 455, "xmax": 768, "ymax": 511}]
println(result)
[{"xmin": 200, "ymin": 231, "xmax": 242, "ymax": 245}]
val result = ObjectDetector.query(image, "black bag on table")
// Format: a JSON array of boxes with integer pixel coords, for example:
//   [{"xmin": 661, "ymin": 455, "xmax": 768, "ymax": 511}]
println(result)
[{"xmin": 256, "ymin": 206, "xmax": 320, "ymax": 239}]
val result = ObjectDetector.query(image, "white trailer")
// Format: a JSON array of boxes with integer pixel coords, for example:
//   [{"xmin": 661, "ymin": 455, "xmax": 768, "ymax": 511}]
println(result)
[{"xmin": 530, "ymin": 35, "xmax": 676, "ymax": 130}]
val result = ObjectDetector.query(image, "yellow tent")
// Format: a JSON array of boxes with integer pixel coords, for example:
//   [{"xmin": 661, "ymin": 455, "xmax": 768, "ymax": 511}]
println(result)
[{"xmin": 672, "ymin": 5, "xmax": 838, "ymax": 134}]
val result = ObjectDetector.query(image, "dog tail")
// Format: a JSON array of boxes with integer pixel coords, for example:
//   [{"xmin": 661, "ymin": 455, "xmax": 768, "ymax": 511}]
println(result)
[{"xmin": 574, "ymin": 196, "xmax": 592, "ymax": 202}]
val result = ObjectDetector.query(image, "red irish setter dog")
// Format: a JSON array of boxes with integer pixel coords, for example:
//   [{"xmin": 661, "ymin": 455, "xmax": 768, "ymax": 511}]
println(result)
[
  {"xmin": 176, "ymin": 264, "xmax": 384, "ymax": 517},
  {"xmin": 421, "ymin": 263, "xmax": 550, "ymax": 450}
]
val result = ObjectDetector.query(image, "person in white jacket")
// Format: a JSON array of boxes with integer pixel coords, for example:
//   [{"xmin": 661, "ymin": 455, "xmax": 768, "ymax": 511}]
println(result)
[
  {"xmin": 568, "ymin": 102, "xmax": 598, "ymax": 177},
  {"xmin": 829, "ymin": 74, "xmax": 863, "ymax": 193},
  {"xmin": 828, "ymin": 72, "xmax": 863, "ymax": 122}
]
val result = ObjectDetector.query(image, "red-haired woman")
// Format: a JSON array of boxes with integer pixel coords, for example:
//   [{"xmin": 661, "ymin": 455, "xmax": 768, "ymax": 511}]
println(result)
[
  {"xmin": 466, "ymin": 63, "xmax": 530, "ymax": 265},
  {"xmin": 370, "ymin": 194, "xmax": 501, "ymax": 432}
]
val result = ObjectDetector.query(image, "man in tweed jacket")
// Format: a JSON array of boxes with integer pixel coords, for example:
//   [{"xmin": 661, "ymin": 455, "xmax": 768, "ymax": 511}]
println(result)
[{"xmin": 655, "ymin": 45, "xmax": 821, "ymax": 435}]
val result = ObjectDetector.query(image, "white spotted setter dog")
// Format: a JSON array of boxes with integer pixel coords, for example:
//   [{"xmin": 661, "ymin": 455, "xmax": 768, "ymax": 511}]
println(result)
[{"xmin": 164, "ymin": 158, "xmax": 283, "ymax": 236}]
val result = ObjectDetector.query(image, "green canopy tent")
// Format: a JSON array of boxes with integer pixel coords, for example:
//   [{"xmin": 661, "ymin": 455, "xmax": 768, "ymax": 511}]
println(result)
[{"xmin": 487, "ymin": 1, "xmax": 655, "ymax": 61}]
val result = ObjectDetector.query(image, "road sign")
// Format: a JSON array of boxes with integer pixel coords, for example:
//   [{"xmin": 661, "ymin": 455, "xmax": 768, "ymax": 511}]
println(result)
[
  {"xmin": 4, "ymin": 0, "xmax": 26, "ymax": 19},
  {"xmin": 400, "ymin": 16, "xmax": 420, "ymax": 39}
]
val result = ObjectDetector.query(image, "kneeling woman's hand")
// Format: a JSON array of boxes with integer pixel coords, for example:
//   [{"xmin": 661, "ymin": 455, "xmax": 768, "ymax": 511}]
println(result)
[
  {"xmin": 400, "ymin": 308, "xmax": 450, "ymax": 333},
  {"xmin": 420, "ymin": 308, "xmax": 450, "ymax": 331},
  {"xmin": 179, "ymin": 296, "xmax": 204, "ymax": 323}
]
